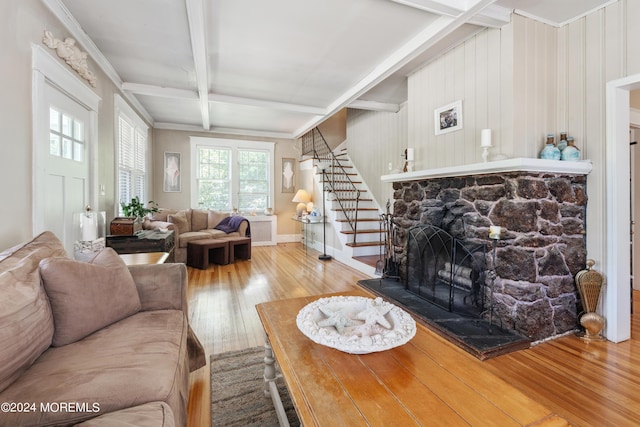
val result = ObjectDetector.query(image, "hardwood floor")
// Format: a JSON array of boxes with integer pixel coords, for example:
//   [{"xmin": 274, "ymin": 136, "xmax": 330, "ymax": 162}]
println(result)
[{"xmin": 186, "ymin": 243, "xmax": 640, "ymax": 426}]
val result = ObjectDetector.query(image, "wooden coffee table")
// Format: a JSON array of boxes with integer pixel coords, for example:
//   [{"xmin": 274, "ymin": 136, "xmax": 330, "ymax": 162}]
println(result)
[{"xmin": 256, "ymin": 288, "xmax": 566, "ymax": 427}]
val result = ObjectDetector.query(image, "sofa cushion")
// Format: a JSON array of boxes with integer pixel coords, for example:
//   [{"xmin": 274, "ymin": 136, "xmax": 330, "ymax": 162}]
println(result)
[
  {"xmin": 0, "ymin": 310, "xmax": 189, "ymax": 427},
  {"xmin": 204, "ymin": 229, "xmax": 239, "ymax": 239},
  {"xmin": 167, "ymin": 211, "xmax": 189, "ymax": 235},
  {"xmin": 0, "ymin": 231, "xmax": 64, "ymax": 394},
  {"xmin": 40, "ymin": 248, "xmax": 142, "ymax": 347},
  {"xmin": 207, "ymin": 210, "xmax": 228, "ymax": 229},
  {"xmin": 74, "ymin": 402, "xmax": 175, "ymax": 427},
  {"xmin": 191, "ymin": 209, "xmax": 209, "ymax": 232},
  {"xmin": 177, "ymin": 231, "xmax": 212, "ymax": 248},
  {"xmin": 149, "ymin": 209, "xmax": 178, "ymax": 222}
]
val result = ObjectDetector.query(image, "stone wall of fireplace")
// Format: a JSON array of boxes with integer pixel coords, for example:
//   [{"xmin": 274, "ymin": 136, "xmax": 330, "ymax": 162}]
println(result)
[{"xmin": 391, "ymin": 171, "xmax": 587, "ymax": 341}]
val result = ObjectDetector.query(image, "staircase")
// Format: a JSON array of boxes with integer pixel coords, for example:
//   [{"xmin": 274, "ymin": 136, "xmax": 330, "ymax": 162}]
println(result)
[
  {"xmin": 302, "ymin": 128, "xmax": 384, "ymax": 271},
  {"xmin": 324, "ymin": 150, "xmax": 383, "ymax": 257}
]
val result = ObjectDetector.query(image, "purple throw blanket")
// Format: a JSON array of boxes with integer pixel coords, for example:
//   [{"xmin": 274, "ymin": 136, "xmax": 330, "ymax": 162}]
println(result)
[{"xmin": 214, "ymin": 216, "xmax": 250, "ymax": 236}]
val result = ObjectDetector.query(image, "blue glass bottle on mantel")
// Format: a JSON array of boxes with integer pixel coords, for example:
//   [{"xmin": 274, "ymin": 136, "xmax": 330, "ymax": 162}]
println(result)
[
  {"xmin": 561, "ymin": 137, "xmax": 580, "ymax": 161},
  {"xmin": 540, "ymin": 134, "xmax": 561, "ymax": 160},
  {"xmin": 557, "ymin": 132, "xmax": 568, "ymax": 152}
]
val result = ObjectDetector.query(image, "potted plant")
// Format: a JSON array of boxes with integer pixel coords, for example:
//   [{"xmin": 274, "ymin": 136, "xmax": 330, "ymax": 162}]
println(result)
[
  {"xmin": 120, "ymin": 196, "xmax": 159, "ymax": 220},
  {"xmin": 110, "ymin": 197, "xmax": 159, "ymax": 235}
]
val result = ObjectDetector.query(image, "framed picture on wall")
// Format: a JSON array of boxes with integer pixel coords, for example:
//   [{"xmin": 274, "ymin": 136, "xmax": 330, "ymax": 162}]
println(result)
[
  {"xmin": 281, "ymin": 158, "xmax": 295, "ymax": 193},
  {"xmin": 163, "ymin": 152, "xmax": 181, "ymax": 192},
  {"xmin": 434, "ymin": 100, "xmax": 463, "ymax": 135}
]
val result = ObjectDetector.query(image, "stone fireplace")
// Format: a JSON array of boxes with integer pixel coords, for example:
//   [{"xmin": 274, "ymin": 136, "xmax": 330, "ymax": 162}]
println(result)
[{"xmin": 382, "ymin": 159, "xmax": 592, "ymax": 342}]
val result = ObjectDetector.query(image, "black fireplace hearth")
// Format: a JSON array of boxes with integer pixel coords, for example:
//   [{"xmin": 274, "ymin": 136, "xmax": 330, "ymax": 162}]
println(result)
[{"xmin": 357, "ymin": 277, "xmax": 530, "ymax": 360}]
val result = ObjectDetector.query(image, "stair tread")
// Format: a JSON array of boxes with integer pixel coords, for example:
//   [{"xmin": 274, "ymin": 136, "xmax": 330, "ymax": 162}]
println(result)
[
  {"xmin": 331, "ymin": 207, "xmax": 378, "ymax": 211},
  {"xmin": 340, "ymin": 229, "xmax": 382, "ymax": 234},
  {"xmin": 346, "ymin": 241, "xmax": 385, "ymax": 248},
  {"xmin": 336, "ymin": 218, "xmax": 379, "ymax": 222}
]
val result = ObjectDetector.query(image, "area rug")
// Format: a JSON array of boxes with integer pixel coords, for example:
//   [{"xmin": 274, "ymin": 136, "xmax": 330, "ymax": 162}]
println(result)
[{"xmin": 211, "ymin": 347, "xmax": 300, "ymax": 426}]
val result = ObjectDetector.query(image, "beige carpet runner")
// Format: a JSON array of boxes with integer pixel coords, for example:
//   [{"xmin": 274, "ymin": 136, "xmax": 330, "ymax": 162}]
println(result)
[{"xmin": 211, "ymin": 346, "xmax": 300, "ymax": 426}]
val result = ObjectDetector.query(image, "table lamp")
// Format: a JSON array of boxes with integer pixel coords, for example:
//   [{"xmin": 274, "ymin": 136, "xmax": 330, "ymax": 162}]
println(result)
[{"xmin": 292, "ymin": 189, "xmax": 311, "ymax": 217}]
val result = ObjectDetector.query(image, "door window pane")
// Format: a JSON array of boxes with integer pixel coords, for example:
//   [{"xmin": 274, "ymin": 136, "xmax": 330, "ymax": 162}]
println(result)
[
  {"xmin": 62, "ymin": 114, "xmax": 73, "ymax": 137},
  {"xmin": 49, "ymin": 108, "xmax": 60, "ymax": 132},
  {"xmin": 73, "ymin": 141, "xmax": 84, "ymax": 162},
  {"xmin": 62, "ymin": 138, "xmax": 73, "ymax": 159},
  {"xmin": 50, "ymin": 133, "xmax": 61, "ymax": 156},
  {"xmin": 74, "ymin": 121, "xmax": 84, "ymax": 142}
]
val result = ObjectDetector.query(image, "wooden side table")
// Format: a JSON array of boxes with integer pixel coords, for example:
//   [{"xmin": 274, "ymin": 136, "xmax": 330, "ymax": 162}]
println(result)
[
  {"xmin": 224, "ymin": 236, "xmax": 251, "ymax": 263},
  {"xmin": 187, "ymin": 239, "xmax": 229, "ymax": 269}
]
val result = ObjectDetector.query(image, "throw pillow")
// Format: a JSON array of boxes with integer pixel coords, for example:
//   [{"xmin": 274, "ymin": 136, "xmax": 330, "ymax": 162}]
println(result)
[
  {"xmin": 149, "ymin": 209, "xmax": 177, "ymax": 222},
  {"xmin": 168, "ymin": 211, "xmax": 189, "ymax": 234},
  {"xmin": 39, "ymin": 247, "xmax": 142, "ymax": 347},
  {"xmin": 208, "ymin": 210, "xmax": 228, "ymax": 229},
  {"xmin": 191, "ymin": 209, "xmax": 208, "ymax": 231}
]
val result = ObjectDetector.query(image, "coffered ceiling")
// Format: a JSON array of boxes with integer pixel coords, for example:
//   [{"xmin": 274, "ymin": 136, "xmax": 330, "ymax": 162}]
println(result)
[{"xmin": 44, "ymin": 0, "xmax": 615, "ymax": 139}]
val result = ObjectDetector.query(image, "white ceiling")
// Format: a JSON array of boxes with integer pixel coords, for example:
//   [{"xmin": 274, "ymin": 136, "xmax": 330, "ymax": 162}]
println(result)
[{"xmin": 45, "ymin": 0, "xmax": 614, "ymax": 139}]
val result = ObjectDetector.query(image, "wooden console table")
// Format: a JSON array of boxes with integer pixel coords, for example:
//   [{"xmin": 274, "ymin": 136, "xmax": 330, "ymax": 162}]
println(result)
[{"xmin": 256, "ymin": 289, "xmax": 566, "ymax": 426}]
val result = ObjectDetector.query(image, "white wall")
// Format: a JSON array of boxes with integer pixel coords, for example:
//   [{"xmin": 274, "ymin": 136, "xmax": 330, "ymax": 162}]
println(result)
[{"xmin": 345, "ymin": 106, "xmax": 408, "ymax": 207}]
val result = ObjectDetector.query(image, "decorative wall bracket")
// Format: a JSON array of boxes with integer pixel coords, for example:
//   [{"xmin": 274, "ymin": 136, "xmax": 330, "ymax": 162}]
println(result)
[{"xmin": 42, "ymin": 30, "xmax": 97, "ymax": 87}]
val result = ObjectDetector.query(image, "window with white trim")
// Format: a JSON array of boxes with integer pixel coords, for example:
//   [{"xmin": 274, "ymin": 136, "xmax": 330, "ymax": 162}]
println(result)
[
  {"xmin": 191, "ymin": 137, "xmax": 274, "ymax": 212},
  {"xmin": 115, "ymin": 95, "xmax": 149, "ymax": 215}
]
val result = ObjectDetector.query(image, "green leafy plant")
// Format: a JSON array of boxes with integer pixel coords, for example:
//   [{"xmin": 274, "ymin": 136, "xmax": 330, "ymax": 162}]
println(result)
[{"xmin": 120, "ymin": 196, "xmax": 159, "ymax": 220}]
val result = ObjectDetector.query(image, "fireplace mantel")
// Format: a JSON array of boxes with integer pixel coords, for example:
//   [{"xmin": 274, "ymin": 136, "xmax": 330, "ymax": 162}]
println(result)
[{"xmin": 381, "ymin": 158, "xmax": 592, "ymax": 183}]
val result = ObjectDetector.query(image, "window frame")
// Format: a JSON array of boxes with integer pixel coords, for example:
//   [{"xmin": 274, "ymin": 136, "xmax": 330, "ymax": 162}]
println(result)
[
  {"xmin": 114, "ymin": 95, "xmax": 150, "ymax": 216},
  {"xmin": 190, "ymin": 137, "xmax": 275, "ymax": 213}
]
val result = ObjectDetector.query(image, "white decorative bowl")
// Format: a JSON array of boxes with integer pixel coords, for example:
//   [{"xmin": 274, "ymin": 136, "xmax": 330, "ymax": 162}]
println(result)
[{"xmin": 296, "ymin": 295, "xmax": 416, "ymax": 354}]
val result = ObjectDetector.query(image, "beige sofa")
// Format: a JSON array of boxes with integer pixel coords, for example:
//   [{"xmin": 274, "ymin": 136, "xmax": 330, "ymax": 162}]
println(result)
[
  {"xmin": 0, "ymin": 231, "xmax": 205, "ymax": 426},
  {"xmin": 144, "ymin": 209, "xmax": 250, "ymax": 264}
]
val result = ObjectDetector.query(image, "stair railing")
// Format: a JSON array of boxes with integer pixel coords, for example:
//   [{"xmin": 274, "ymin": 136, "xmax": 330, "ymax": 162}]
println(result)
[{"xmin": 301, "ymin": 128, "xmax": 361, "ymax": 244}]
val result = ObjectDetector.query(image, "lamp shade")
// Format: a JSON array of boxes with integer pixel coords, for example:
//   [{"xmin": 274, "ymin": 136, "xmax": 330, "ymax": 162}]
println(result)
[
  {"xmin": 292, "ymin": 189, "xmax": 311, "ymax": 203},
  {"xmin": 292, "ymin": 189, "xmax": 311, "ymax": 217}
]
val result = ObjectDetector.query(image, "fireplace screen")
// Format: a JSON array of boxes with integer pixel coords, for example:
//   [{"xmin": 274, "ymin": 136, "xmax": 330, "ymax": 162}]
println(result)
[{"xmin": 406, "ymin": 225, "xmax": 487, "ymax": 317}]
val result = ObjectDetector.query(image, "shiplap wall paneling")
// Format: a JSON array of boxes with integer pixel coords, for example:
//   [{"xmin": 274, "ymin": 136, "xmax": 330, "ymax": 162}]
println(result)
[
  {"xmin": 557, "ymin": 1, "xmax": 625, "ymax": 269},
  {"xmin": 628, "ymin": 0, "xmax": 640, "ymax": 75},
  {"xmin": 448, "ymin": 43, "xmax": 467, "ymax": 167},
  {"xmin": 512, "ymin": 14, "xmax": 558, "ymax": 159},
  {"xmin": 408, "ymin": 26, "xmax": 507, "ymax": 169},
  {"xmin": 567, "ymin": 19, "xmax": 586, "ymax": 153},
  {"xmin": 486, "ymin": 28, "xmax": 502, "ymax": 162},
  {"xmin": 499, "ymin": 19, "xmax": 514, "ymax": 158},
  {"xmin": 346, "ymin": 107, "xmax": 407, "ymax": 207},
  {"xmin": 471, "ymin": 30, "xmax": 488, "ymax": 165},
  {"xmin": 581, "ymin": 10, "xmax": 605, "ymax": 261}
]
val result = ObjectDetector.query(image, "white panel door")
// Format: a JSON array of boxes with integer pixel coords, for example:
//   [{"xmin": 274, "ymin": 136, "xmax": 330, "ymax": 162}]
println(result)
[{"xmin": 34, "ymin": 82, "xmax": 91, "ymax": 254}]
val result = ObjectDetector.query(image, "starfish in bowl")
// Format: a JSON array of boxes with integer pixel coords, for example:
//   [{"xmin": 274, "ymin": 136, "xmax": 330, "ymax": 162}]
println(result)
[
  {"xmin": 317, "ymin": 306, "xmax": 358, "ymax": 335},
  {"xmin": 356, "ymin": 297, "xmax": 393, "ymax": 329}
]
